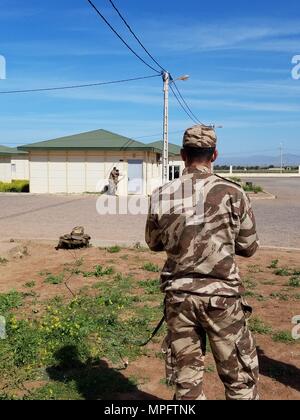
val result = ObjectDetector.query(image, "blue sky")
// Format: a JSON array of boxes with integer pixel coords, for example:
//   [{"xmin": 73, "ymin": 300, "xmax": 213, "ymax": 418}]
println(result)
[{"xmin": 0, "ymin": 0, "xmax": 300, "ymax": 160}]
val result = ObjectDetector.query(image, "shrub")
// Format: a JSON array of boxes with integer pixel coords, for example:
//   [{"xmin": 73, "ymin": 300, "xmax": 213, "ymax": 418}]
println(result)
[
  {"xmin": 243, "ymin": 183, "xmax": 263, "ymax": 194},
  {"xmin": 0, "ymin": 180, "xmax": 29, "ymax": 193}
]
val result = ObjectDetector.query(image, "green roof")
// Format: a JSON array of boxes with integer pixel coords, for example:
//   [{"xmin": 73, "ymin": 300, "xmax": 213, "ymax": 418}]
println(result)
[
  {"xmin": 148, "ymin": 141, "xmax": 182, "ymax": 156},
  {"xmin": 19, "ymin": 129, "xmax": 161, "ymax": 153},
  {"xmin": 0, "ymin": 145, "xmax": 27, "ymax": 155}
]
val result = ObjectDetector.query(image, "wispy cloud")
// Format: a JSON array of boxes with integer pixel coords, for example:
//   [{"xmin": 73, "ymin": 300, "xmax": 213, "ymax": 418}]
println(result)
[{"xmin": 143, "ymin": 19, "xmax": 300, "ymax": 53}]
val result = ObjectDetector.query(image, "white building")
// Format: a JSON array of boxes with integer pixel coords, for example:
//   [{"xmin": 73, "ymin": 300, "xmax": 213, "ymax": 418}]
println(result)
[
  {"xmin": 19, "ymin": 129, "xmax": 177, "ymax": 195},
  {"xmin": 148, "ymin": 141, "xmax": 184, "ymax": 181},
  {"xmin": 0, "ymin": 145, "xmax": 29, "ymax": 182}
]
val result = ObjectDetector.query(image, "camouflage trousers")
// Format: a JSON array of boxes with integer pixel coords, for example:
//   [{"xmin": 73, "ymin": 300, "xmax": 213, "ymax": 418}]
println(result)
[
  {"xmin": 108, "ymin": 180, "xmax": 117, "ymax": 196},
  {"xmin": 162, "ymin": 292, "xmax": 259, "ymax": 400}
]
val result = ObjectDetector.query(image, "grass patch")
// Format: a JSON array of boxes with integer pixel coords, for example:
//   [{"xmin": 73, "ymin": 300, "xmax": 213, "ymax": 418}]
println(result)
[
  {"xmin": 143, "ymin": 262, "xmax": 160, "ymax": 273},
  {"xmin": 0, "ymin": 291, "xmax": 23, "ymax": 314},
  {"xmin": 249, "ymin": 317, "xmax": 273, "ymax": 335},
  {"xmin": 45, "ymin": 274, "xmax": 64, "ymax": 285},
  {"xmin": 139, "ymin": 279, "xmax": 160, "ymax": 295},
  {"xmin": 270, "ymin": 292, "xmax": 289, "ymax": 301},
  {"xmin": 0, "ymin": 257, "xmax": 8, "ymax": 265},
  {"xmin": 82, "ymin": 265, "xmax": 114, "ymax": 278},
  {"xmin": 0, "ymin": 284, "xmax": 163, "ymax": 400},
  {"xmin": 243, "ymin": 184, "xmax": 263, "ymax": 194},
  {"xmin": 274, "ymin": 268, "xmax": 291, "ymax": 276},
  {"xmin": 272, "ymin": 331, "xmax": 295, "ymax": 344},
  {"xmin": 106, "ymin": 246, "xmax": 121, "ymax": 254},
  {"xmin": 288, "ymin": 276, "xmax": 300, "ymax": 288}
]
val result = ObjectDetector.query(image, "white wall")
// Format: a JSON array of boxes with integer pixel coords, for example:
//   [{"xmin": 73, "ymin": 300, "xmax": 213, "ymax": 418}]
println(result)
[
  {"xmin": 11, "ymin": 155, "xmax": 29, "ymax": 180},
  {"xmin": 0, "ymin": 157, "xmax": 12, "ymax": 182},
  {"xmin": 29, "ymin": 150, "xmax": 155, "ymax": 195}
]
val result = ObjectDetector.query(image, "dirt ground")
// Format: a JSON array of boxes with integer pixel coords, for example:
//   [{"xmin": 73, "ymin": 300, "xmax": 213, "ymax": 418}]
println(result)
[{"xmin": 0, "ymin": 241, "xmax": 299, "ymax": 400}]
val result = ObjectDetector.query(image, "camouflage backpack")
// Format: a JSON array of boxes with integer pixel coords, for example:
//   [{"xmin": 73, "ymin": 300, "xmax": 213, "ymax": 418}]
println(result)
[{"xmin": 56, "ymin": 226, "xmax": 91, "ymax": 250}]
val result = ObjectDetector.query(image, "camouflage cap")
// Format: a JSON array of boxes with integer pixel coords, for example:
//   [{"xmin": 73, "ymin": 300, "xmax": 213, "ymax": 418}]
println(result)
[{"xmin": 183, "ymin": 125, "xmax": 217, "ymax": 149}]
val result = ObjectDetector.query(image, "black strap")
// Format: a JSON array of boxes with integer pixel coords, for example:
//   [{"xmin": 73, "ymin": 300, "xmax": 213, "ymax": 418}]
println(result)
[{"xmin": 140, "ymin": 316, "xmax": 165, "ymax": 347}]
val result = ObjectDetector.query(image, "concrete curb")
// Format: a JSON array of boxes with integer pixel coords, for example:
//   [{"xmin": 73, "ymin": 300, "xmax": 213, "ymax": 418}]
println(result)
[
  {"xmin": 249, "ymin": 191, "xmax": 277, "ymax": 200},
  {"xmin": 260, "ymin": 245, "xmax": 300, "ymax": 252}
]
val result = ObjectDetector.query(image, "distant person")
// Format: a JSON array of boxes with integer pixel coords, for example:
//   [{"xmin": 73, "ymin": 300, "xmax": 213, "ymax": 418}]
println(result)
[
  {"xmin": 146, "ymin": 125, "xmax": 260, "ymax": 400},
  {"xmin": 108, "ymin": 167, "xmax": 119, "ymax": 196}
]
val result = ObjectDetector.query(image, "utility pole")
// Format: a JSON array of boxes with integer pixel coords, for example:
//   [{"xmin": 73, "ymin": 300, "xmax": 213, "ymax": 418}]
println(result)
[
  {"xmin": 280, "ymin": 142, "xmax": 284, "ymax": 173},
  {"xmin": 162, "ymin": 71, "xmax": 170, "ymax": 184},
  {"xmin": 161, "ymin": 72, "xmax": 190, "ymax": 184}
]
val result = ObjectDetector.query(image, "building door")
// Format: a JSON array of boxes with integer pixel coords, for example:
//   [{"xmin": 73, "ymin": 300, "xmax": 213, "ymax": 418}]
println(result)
[{"xmin": 128, "ymin": 160, "xmax": 143, "ymax": 194}]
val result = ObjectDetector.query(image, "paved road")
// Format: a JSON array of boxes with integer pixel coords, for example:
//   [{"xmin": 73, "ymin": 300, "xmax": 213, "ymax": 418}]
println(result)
[
  {"xmin": 0, "ymin": 178, "xmax": 299, "ymax": 248},
  {"xmin": 249, "ymin": 178, "xmax": 300, "ymax": 248}
]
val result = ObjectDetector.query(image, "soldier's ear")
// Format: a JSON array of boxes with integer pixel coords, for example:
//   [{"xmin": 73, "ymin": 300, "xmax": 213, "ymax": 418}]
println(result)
[{"xmin": 211, "ymin": 149, "xmax": 218, "ymax": 163}]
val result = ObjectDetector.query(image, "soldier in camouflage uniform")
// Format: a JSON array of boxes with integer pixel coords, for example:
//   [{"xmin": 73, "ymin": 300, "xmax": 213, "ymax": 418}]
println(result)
[
  {"xmin": 108, "ymin": 167, "xmax": 120, "ymax": 196},
  {"xmin": 146, "ymin": 125, "xmax": 260, "ymax": 400}
]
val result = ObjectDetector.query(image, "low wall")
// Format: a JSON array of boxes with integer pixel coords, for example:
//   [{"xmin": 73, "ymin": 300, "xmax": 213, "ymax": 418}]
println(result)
[{"xmin": 215, "ymin": 173, "xmax": 300, "ymax": 178}]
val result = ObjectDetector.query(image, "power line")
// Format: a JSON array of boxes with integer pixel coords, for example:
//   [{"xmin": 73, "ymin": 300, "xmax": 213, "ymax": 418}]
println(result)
[
  {"xmin": 86, "ymin": 0, "xmax": 161, "ymax": 74},
  {"xmin": 0, "ymin": 74, "xmax": 160, "ymax": 95},
  {"xmin": 108, "ymin": 0, "xmax": 166, "ymax": 73},
  {"xmin": 172, "ymin": 80, "xmax": 204, "ymax": 125},
  {"xmin": 169, "ymin": 84, "xmax": 199, "ymax": 125}
]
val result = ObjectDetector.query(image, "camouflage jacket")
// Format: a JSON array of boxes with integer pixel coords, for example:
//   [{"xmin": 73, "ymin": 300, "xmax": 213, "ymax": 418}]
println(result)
[{"xmin": 145, "ymin": 166, "xmax": 259, "ymax": 296}]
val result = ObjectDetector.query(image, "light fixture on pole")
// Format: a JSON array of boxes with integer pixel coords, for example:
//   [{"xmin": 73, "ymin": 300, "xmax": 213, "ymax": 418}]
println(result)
[{"xmin": 162, "ymin": 73, "xmax": 190, "ymax": 184}]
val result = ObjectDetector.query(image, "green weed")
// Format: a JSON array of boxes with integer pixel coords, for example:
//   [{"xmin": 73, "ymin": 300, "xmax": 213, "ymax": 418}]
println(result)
[
  {"xmin": 272, "ymin": 331, "xmax": 295, "ymax": 344},
  {"xmin": 24, "ymin": 281, "xmax": 36, "ymax": 289},
  {"xmin": 0, "ymin": 291, "xmax": 23, "ymax": 314},
  {"xmin": 139, "ymin": 279, "xmax": 160, "ymax": 295},
  {"xmin": 106, "ymin": 246, "xmax": 121, "ymax": 254},
  {"xmin": 288, "ymin": 276, "xmax": 300, "ymax": 288},
  {"xmin": 274, "ymin": 268, "xmax": 291, "ymax": 276},
  {"xmin": 143, "ymin": 262, "xmax": 160, "ymax": 273},
  {"xmin": 249, "ymin": 317, "xmax": 273, "ymax": 335},
  {"xmin": 82, "ymin": 265, "xmax": 114, "ymax": 278},
  {"xmin": 270, "ymin": 292, "xmax": 289, "ymax": 301},
  {"xmin": 45, "ymin": 274, "xmax": 64, "ymax": 285},
  {"xmin": 268, "ymin": 260, "xmax": 279, "ymax": 269}
]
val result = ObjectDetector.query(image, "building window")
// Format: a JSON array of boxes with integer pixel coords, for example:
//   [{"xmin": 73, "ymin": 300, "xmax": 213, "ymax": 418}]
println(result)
[
  {"xmin": 169, "ymin": 165, "xmax": 181, "ymax": 181},
  {"xmin": 11, "ymin": 163, "xmax": 16, "ymax": 174}
]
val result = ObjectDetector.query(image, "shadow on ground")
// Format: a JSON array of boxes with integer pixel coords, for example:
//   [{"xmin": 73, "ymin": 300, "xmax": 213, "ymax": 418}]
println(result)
[
  {"xmin": 258, "ymin": 347, "xmax": 300, "ymax": 393},
  {"xmin": 46, "ymin": 345, "xmax": 159, "ymax": 400}
]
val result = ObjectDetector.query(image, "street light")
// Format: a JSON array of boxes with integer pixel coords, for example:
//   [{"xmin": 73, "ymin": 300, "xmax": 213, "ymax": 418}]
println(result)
[{"xmin": 162, "ymin": 72, "xmax": 190, "ymax": 184}]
